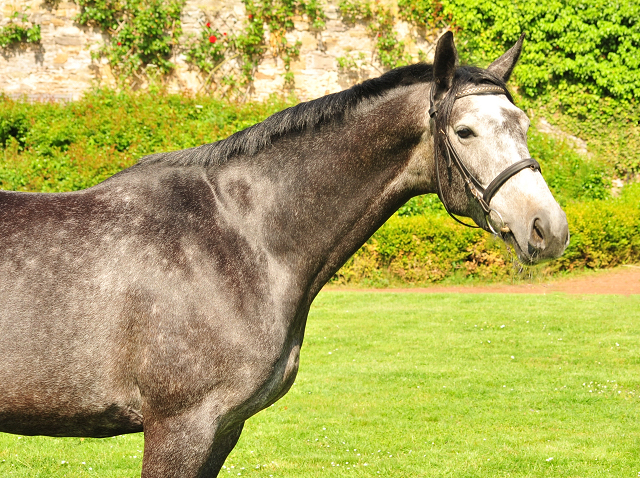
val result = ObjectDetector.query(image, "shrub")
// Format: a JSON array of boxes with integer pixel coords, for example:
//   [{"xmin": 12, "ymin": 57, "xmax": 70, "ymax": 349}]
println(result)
[
  {"xmin": 0, "ymin": 11, "xmax": 41, "ymax": 49},
  {"xmin": 0, "ymin": 91, "xmax": 636, "ymax": 284},
  {"xmin": 0, "ymin": 90, "xmax": 291, "ymax": 192},
  {"xmin": 333, "ymin": 184, "xmax": 640, "ymax": 286},
  {"xmin": 75, "ymin": 0, "xmax": 184, "ymax": 78}
]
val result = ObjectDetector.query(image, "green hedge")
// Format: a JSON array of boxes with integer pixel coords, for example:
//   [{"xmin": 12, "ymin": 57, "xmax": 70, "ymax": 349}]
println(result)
[
  {"xmin": 0, "ymin": 90, "xmax": 637, "ymax": 285},
  {"xmin": 0, "ymin": 89, "xmax": 290, "ymax": 192},
  {"xmin": 551, "ymin": 185, "xmax": 640, "ymax": 271},
  {"xmin": 333, "ymin": 184, "xmax": 640, "ymax": 286},
  {"xmin": 0, "ymin": 89, "xmax": 609, "ymax": 201}
]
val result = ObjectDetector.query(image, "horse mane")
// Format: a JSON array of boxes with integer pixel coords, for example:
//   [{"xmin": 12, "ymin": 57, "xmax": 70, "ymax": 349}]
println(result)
[{"xmin": 139, "ymin": 63, "xmax": 509, "ymax": 167}]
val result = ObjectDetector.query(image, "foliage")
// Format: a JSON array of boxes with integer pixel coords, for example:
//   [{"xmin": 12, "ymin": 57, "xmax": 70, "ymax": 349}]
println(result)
[
  {"xmin": 522, "ymin": 94, "xmax": 640, "ymax": 178},
  {"xmin": 441, "ymin": 1, "xmax": 640, "ymax": 100},
  {"xmin": 440, "ymin": 0, "xmax": 640, "ymax": 176},
  {"xmin": 548, "ymin": 183, "xmax": 640, "ymax": 272},
  {"xmin": 526, "ymin": 126, "xmax": 611, "ymax": 203},
  {"xmin": 336, "ymin": 51, "xmax": 366, "ymax": 71},
  {"xmin": 0, "ymin": 11, "xmax": 41, "ymax": 48},
  {"xmin": 397, "ymin": 0, "xmax": 448, "ymax": 30},
  {"xmin": 0, "ymin": 90, "xmax": 292, "ymax": 192},
  {"xmin": 75, "ymin": 0, "xmax": 184, "ymax": 78},
  {"xmin": 333, "ymin": 214, "xmax": 511, "ymax": 286},
  {"xmin": 3, "ymin": 292, "xmax": 640, "ymax": 476},
  {"xmin": 396, "ymin": 194, "xmax": 444, "ymax": 217},
  {"xmin": 183, "ymin": 23, "xmax": 233, "ymax": 80},
  {"xmin": 238, "ymin": 0, "xmax": 311, "ymax": 87},
  {"xmin": 184, "ymin": 0, "xmax": 325, "ymax": 89}
]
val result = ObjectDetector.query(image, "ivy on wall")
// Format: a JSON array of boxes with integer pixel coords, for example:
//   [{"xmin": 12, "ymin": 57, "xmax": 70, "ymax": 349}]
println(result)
[
  {"xmin": 184, "ymin": 0, "xmax": 326, "ymax": 92},
  {"xmin": 336, "ymin": 0, "xmax": 446, "ymax": 71},
  {"xmin": 0, "ymin": 0, "xmax": 438, "ymax": 90},
  {"xmin": 338, "ymin": 0, "xmax": 407, "ymax": 69},
  {"xmin": 0, "ymin": 10, "xmax": 41, "ymax": 49},
  {"xmin": 75, "ymin": 0, "xmax": 184, "ymax": 80}
]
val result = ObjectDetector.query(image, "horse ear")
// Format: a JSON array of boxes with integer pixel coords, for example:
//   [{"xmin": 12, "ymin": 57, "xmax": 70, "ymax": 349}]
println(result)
[
  {"xmin": 433, "ymin": 31, "xmax": 458, "ymax": 100},
  {"xmin": 487, "ymin": 32, "xmax": 525, "ymax": 82}
]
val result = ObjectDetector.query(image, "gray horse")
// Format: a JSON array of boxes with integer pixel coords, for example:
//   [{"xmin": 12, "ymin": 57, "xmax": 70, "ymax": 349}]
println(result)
[{"xmin": 0, "ymin": 32, "xmax": 568, "ymax": 477}]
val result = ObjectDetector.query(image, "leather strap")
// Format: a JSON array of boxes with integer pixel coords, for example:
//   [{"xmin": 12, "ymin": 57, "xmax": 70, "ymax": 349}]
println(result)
[
  {"xmin": 455, "ymin": 85, "xmax": 507, "ymax": 99},
  {"xmin": 483, "ymin": 157, "xmax": 540, "ymax": 205}
]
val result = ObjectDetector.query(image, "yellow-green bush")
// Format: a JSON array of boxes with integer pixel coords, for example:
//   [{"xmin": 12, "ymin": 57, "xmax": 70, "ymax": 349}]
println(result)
[
  {"xmin": 333, "ymin": 184, "xmax": 640, "ymax": 286},
  {"xmin": 1, "ymin": 90, "xmax": 637, "ymax": 286}
]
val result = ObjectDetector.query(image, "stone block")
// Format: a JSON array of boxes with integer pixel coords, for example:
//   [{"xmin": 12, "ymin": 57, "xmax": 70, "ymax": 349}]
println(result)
[
  {"xmin": 290, "ymin": 59, "xmax": 305, "ymax": 73},
  {"xmin": 255, "ymin": 71, "xmax": 275, "ymax": 80},
  {"xmin": 53, "ymin": 53, "xmax": 68, "ymax": 65},
  {"xmin": 55, "ymin": 35, "xmax": 82, "ymax": 46},
  {"xmin": 299, "ymin": 32, "xmax": 317, "ymax": 50},
  {"xmin": 307, "ymin": 52, "xmax": 335, "ymax": 70}
]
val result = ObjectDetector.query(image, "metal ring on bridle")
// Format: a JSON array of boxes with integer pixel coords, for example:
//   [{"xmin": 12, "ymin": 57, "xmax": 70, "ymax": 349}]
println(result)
[{"xmin": 485, "ymin": 208, "xmax": 509, "ymax": 236}]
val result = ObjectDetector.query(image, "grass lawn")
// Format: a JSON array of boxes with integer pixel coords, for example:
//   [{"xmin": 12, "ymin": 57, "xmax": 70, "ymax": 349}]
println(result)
[{"xmin": 1, "ymin": 291, "xmax": 639, "ymax": 477}]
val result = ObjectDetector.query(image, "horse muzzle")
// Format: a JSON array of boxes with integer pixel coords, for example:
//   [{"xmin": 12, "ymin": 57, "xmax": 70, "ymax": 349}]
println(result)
[{"xmin": 503, "ymin": 207, "xmax": 569, "ymax": 265}]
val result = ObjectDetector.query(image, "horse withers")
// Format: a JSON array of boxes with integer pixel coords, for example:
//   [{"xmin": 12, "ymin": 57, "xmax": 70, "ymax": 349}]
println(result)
[{"xmin": 0, "ymin": 32, "xmax": 568, "ymax": 477}]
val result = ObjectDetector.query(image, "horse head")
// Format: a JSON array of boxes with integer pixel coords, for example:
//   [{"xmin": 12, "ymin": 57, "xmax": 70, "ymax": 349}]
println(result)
[{"xmin": 427, "ymin": 32, "xmax": 569, "ymax": 264}]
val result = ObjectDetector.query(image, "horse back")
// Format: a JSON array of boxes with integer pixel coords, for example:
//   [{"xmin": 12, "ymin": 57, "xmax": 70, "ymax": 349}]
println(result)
[{"xmin": 0, "ymin": 164, "xmax": 291, "ymax": 437}]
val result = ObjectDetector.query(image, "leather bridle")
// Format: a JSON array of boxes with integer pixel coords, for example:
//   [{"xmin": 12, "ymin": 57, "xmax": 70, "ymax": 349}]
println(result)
[{"xmin": 429, "ymin": 83, "xmax": 541, "ymax": 234}]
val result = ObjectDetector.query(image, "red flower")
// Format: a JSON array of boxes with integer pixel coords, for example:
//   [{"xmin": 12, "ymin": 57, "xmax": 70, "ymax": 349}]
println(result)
[
  {"xmin": 206, "ymin": 22, "xmax": 211, "ymax": 28},
  {"xmin": 248, "ymin": 14, "xmax": 253, "ymax": 19},
  {"xmin": 209, "ymin": 35, "xmax": 217, "ymax": 43},
  {"xmin": 117, "ymin": 41, "xmax": 122, "ymax": 45},
  {"xmin": 223, "ymin": 32, "xmax": 227, "ymax": 36}
]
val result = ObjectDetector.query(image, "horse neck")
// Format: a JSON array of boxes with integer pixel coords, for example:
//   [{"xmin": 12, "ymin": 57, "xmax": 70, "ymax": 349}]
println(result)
[{"xmin": 212, "ymin": 85, "xmax": 432, "ymax": 301}]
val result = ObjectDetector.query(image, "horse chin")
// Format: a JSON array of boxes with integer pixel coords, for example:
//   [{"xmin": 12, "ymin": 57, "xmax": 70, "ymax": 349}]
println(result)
[{"xmin": 498, "ymin": 230, "xmax": 542, "ymax": 266}]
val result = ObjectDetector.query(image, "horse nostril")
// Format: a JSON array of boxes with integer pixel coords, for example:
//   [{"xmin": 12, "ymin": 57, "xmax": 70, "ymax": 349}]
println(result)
[{"xmin": 531, "ymin": 218, "xmax": 545, "ymax": 246}]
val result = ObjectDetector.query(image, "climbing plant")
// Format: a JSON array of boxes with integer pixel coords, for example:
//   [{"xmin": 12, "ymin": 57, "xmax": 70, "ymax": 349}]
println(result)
[
  {"xmin": 338, "ymin": 0, "xmax": 412, "ymax": 69},
  {"xmin": 184, "ymin": 0, "xmax": 326, "ymax": 90},
  {"xmin": 75, "ymin": 0, "xmax": 184, "ymax": 79},
  {"xmin": 397, "ymin": 0, "xmax": 448, "ymax": 30},
  {"xmin": 184, "ymin": 24, "xmax": 232, "ymax": 75},
  {"xmin": 336, "ymin": 0, "xmax": 449, "ymax": 70},
  {"xmin": 0, "ymin": 11, "xmax": 41, "ymax": 49}
]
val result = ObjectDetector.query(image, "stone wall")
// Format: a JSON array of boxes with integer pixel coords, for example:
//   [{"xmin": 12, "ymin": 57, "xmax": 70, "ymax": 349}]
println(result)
[{"xmin": 0, "ymin": 0, "xmax": 440, "ymax": 102}]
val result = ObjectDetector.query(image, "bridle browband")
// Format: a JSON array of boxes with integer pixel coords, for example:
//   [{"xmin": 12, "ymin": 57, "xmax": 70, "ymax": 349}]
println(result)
[{"xmin": 429, "ymin": 83, "xmax": 541, "ymax": 234}]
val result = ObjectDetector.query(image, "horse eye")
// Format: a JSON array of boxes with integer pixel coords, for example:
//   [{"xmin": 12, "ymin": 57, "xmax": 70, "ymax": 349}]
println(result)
[{"xmin": 456, "ymin": 128, "xmax": 473, "ymax": 139}]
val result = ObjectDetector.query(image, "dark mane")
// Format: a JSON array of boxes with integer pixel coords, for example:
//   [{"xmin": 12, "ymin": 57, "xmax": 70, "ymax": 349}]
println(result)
[{"xmin": 139, "ymin": 63, "xmax": 509, "ymax": 167}]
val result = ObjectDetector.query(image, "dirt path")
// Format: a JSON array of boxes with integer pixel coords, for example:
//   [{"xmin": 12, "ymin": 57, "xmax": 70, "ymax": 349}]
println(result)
[{"xmin": 332, "ymin": 266, "xmax": 640, "ymax": 296}]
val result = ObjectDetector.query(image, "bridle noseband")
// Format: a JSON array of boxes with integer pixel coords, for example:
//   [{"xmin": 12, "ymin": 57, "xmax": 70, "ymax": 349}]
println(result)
[{"xmin": 429, "ymin": 83, "xmax": 541, "ymax": 234}]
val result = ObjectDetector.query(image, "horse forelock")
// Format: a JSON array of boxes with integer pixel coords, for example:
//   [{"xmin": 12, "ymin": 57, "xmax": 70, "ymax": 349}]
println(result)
[{"xmin": 138, "ymin": 64, "xmax": 509, "ymax": 168}]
